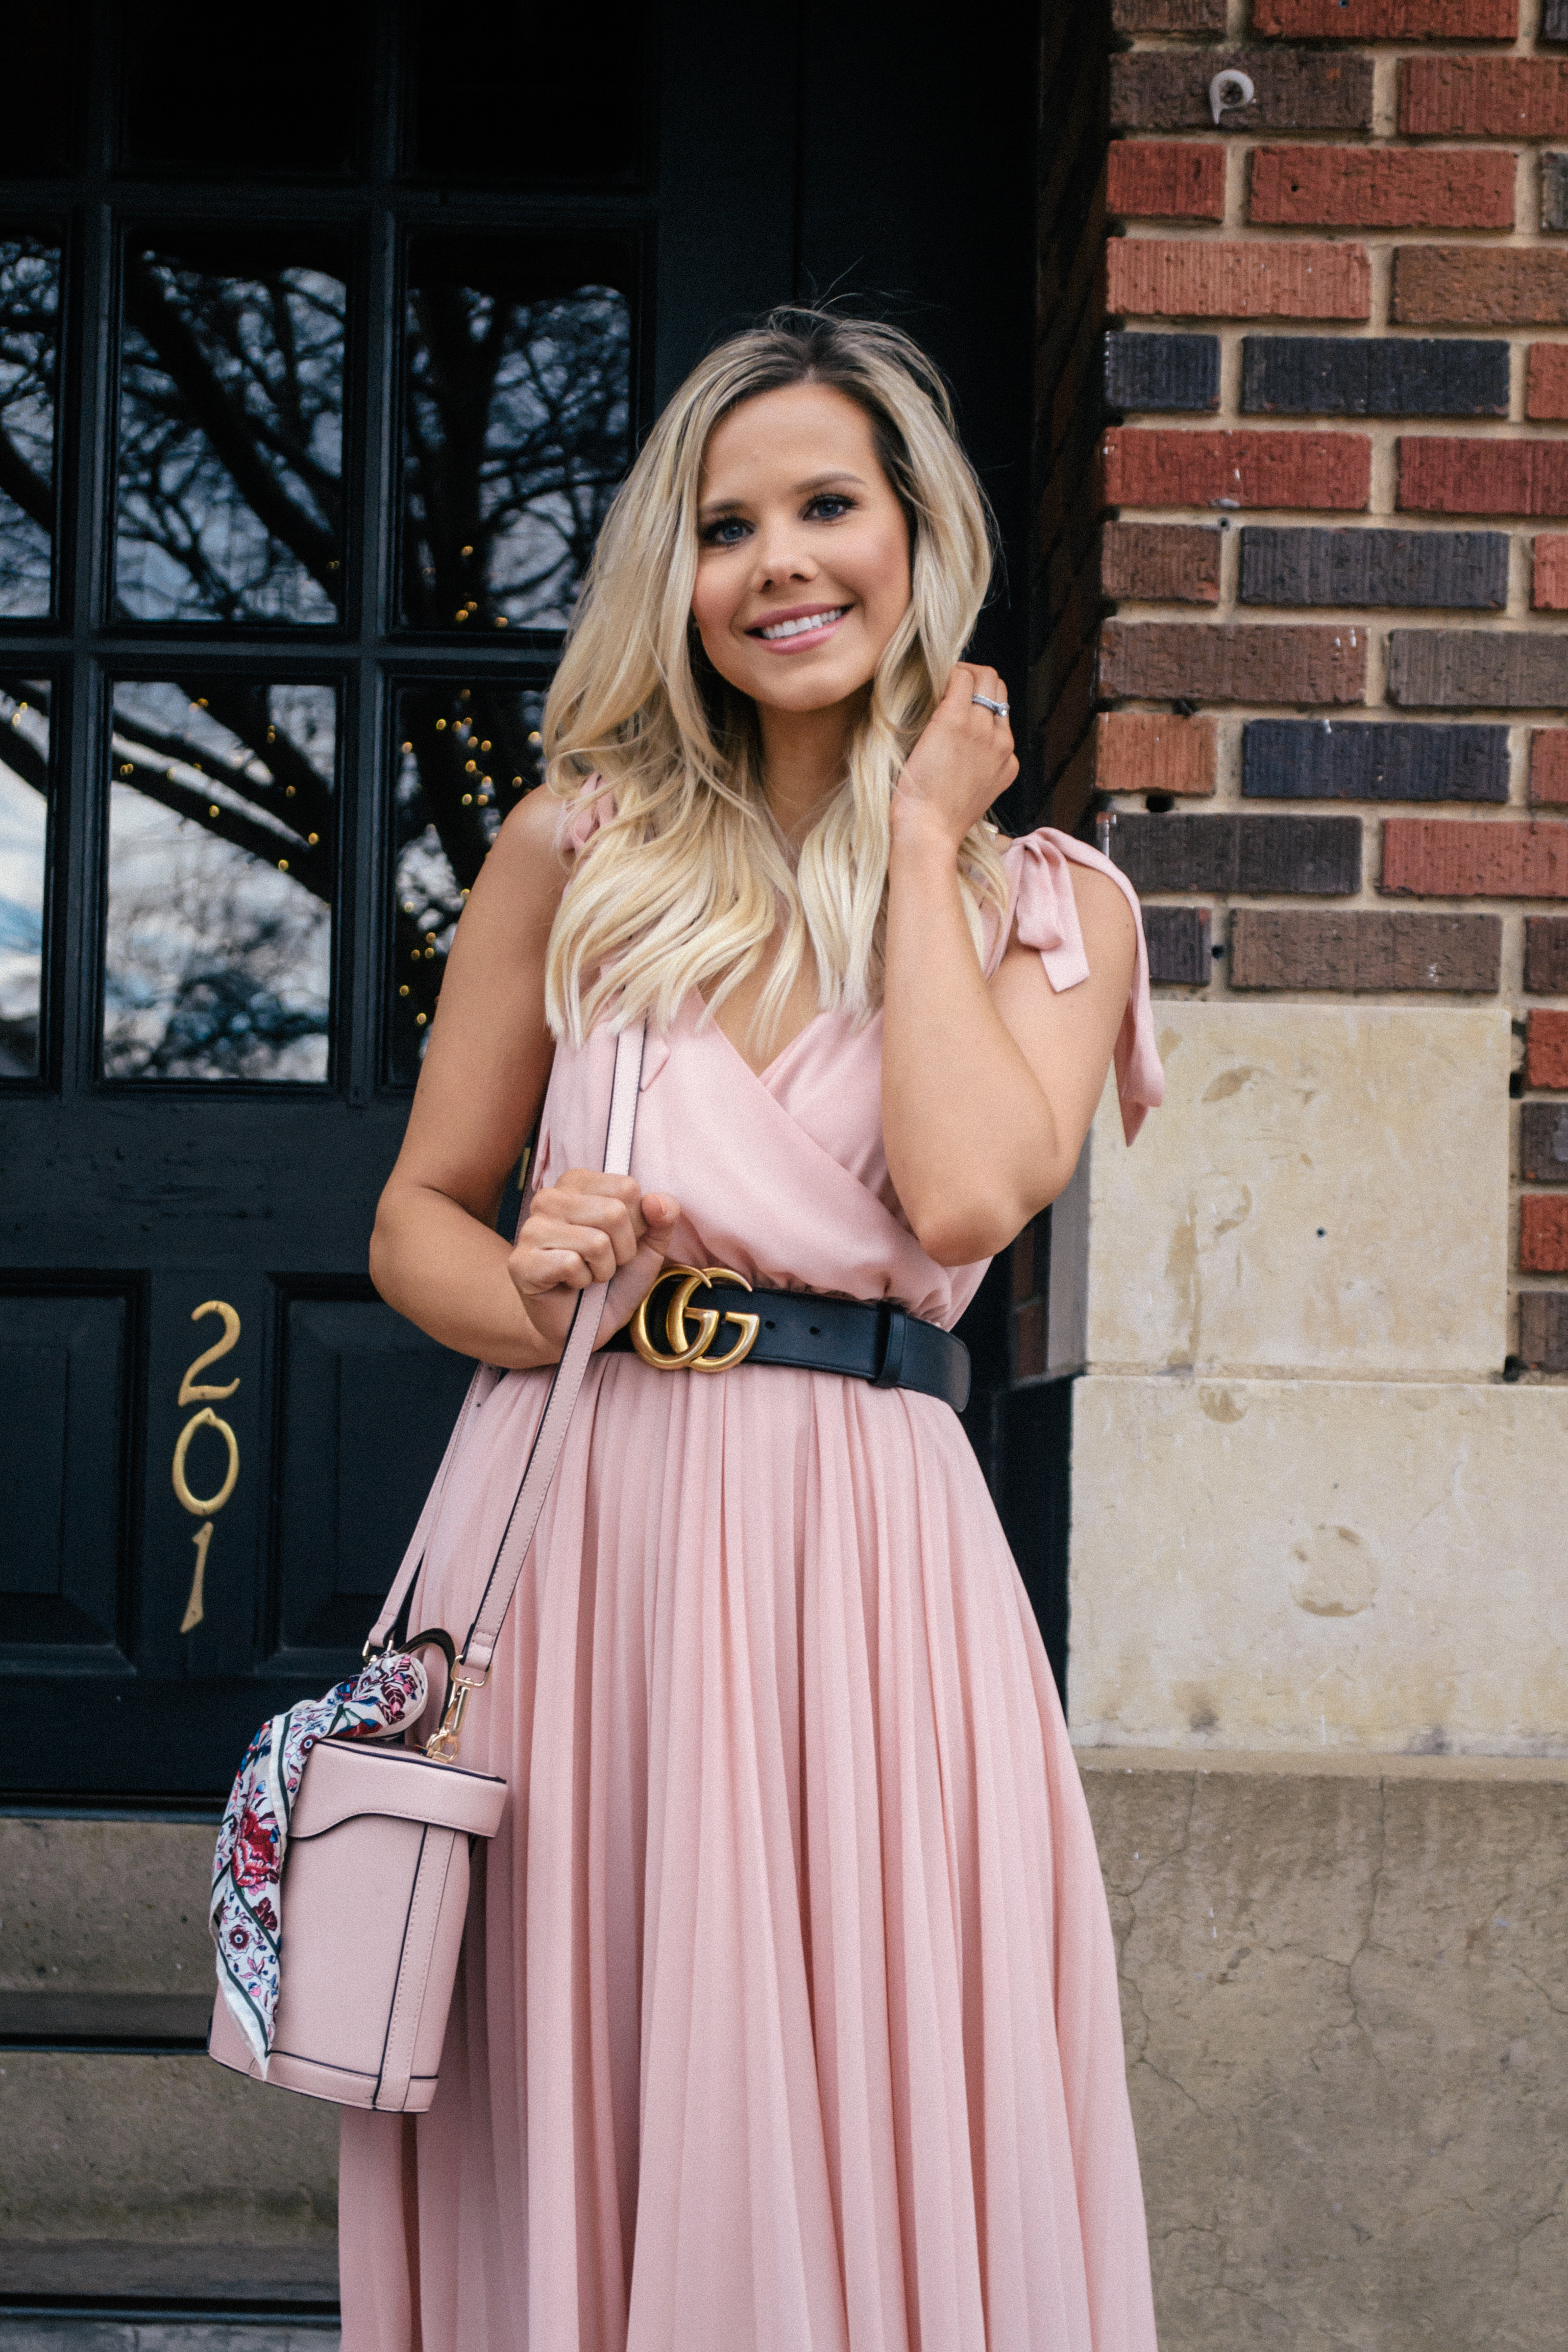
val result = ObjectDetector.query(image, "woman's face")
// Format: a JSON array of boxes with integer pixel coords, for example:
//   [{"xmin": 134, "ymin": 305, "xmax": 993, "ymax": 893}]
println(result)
[{"xmin": 691, "ymin": 382, "xmax": 912, "ymax": 717}]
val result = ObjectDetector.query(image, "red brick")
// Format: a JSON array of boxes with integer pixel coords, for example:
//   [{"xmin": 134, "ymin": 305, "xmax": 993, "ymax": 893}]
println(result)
[
  {"xmin": 1531, "ymin": 730, "xmax": 1568, "ymax": 805},
  {"xmin": 1254, "ymin": 0, "xmax": 1514, "ymax": 29},
  {"xmin": 1108, "ymin": 143, "xmax": 1226, "ymax": 223},
  {"xmin": 1400, "ymin": 437, "xmax": 1568, "ymax": 518},
  {"xmin": 1527, "ymin": 345, "xmax": 1568, "ymax": 419},
  {"xmin": 1402, "ymin": 58, "xmax": 1568, "ymax": 138},
  {"xmin": 1100, "ymin": 620, "xmax": 1368, "ymax": 704},
  {"xmin": 1393, "ymin": 248, "xmax": 1568, "ymax": 327},
  {"xmin": 1520, "ymin": 1194, "xmax": 1568, "ymax": 1271},
  {"xmin": 1527, "ymin": 1008, "xmax": 1568, "ymax": 1085},
  {"xmin": 1533, "ymin": 535, "xmax": 1568, "ymax": 610},
  {"xmin": 1381, "ymin": 818, "xmax": 1568, "ymax": 897},
  {"xmin": 1251, "ymin": 146, "xmax": 1515, "ymax": 230},
  {"xmin": 1102, "ymin": 427, "xmax": 1371, "ymax": 510},
  {"xmin": 1106, "ymin": 239, "xmax": 1370, "ymax": 322},
  {"xmin": 1095, "ymin": 711, "xmax": 1218, "ymax": 796},
  {"xmin": 1100, "ymin": 521, "xmax": 1222, "ymax": 602}
]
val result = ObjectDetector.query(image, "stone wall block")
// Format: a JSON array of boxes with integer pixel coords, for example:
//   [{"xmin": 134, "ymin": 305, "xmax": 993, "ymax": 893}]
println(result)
[
  {"xmin": 1242, "ymin": 717, "xmax": 1509, "ymax": 799},
  {"xmin": 1079, "ymin": 1001, "xmax": 1510, "ymax": 1374},
  {"xmin": 1230, "ymin": 906, "xmax": 1503, "ymax": 986},
  {"xmin": 1070, "ymin": 1376, "xmax": 1559, "ymax": 1750},
  {"xmin": 1241, "ymin": 335, "xmax": 1509, "ymax": 416}
]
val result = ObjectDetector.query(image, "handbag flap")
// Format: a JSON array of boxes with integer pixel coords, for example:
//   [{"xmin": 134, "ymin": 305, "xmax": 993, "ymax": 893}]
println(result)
[{"xmin": 290, "ymin": 1737, "xmax": 507, "ymax": 1843}]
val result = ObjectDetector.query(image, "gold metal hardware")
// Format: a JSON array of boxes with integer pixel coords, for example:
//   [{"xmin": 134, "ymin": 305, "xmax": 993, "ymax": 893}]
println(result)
[
  {"xmin": 172, "ymin": 1406, "xmax": 240, "ymax": 1516},
  {"xmin": 425, "ymin": 1662, "xmax": 489, "ymax": 1764},
  {"xmin": 630, "ymin": 1265, "xmax": 761, "ymax": 1373},
  {"xmin": 178, "ymin": 1300, "xmax": 241, "ymax": 1402},
  {"xmin": 174, "ymin": 1300, "xmax": 243, "ymax": 1632}
]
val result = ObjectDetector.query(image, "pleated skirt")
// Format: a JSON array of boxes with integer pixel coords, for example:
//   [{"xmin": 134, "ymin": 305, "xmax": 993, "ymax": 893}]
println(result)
[{"xmin": 337, "ymin": 1354, "xmax": 1157, "ymax": 2352}]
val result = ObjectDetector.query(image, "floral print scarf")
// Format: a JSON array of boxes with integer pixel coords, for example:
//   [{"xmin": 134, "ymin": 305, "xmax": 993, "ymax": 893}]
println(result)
[{"xmin": 210, "ymin": 1651, "xmax": 429, "ymax": 2069}]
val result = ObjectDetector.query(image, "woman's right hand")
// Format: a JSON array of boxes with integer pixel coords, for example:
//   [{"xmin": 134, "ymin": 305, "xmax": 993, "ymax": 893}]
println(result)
[{"xmin": 508, "ymin": 1170, "xmax": 681, "ymax": 1356}]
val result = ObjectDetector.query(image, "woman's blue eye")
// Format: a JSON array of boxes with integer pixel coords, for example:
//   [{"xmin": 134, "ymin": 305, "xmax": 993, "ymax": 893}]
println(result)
[
  {"xmin": 703, "ymin": 517, "xmax": 750, "ymax": 546},
  {"xmin": 807, "ymin": 495, "xmax": 853, "ymax": 520}
]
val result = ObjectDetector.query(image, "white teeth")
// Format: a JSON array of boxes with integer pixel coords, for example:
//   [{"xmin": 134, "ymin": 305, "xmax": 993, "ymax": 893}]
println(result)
[{"xmin": 759, "ymin": 607, "xmax": 845, "ymax": 641}]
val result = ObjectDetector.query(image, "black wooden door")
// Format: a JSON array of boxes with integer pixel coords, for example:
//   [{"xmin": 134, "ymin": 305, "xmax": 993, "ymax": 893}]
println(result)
[{"xmin": 0, "ymin": 2, "xmax": 1037, "ymax": 1799}]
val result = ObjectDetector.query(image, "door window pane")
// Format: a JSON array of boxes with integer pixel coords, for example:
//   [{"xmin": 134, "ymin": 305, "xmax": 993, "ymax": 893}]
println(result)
[
  {"xmin": 103, "ymin": 681, "xmax": 335, "ymax": 1082},
  {"xmin": 402, "ymin": 238, "xmax": 631, "ymax": 632},
  {"xmin": 0, "ymin": 239, "xmax": 61, "ymax": 619},
  {"xmin": 408, "ymin": 3, "xmax": 645, "ymax": 184},
  {"xmin": 0, "ymin": 679, "xmax": 50, "ymax": 1079},
  {"xmin": 5, "ymin": 24, "xmax": 85, "ymax": 175},
  {"xmin": 387, "ymin": 682, "xmax": 545, "ymax": 1083},
  {"xmin": 122, "ymin": 2, "xmax": 366, "ymax": 176},
  {"xmin": 116, "ymin": 233, "xmax": 346, "ymax": 624}
]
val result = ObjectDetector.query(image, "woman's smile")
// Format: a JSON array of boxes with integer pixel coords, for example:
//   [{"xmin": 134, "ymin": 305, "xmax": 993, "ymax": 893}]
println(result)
[{"xmin": 748, "ymin": 601, "xmax": 850, "ymax": 651}]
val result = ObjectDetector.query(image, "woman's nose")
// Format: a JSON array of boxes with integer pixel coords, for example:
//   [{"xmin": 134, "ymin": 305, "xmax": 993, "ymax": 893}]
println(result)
[{"xmin": 752, "ymin": 523, "xmax": 815, "ymax": 586}]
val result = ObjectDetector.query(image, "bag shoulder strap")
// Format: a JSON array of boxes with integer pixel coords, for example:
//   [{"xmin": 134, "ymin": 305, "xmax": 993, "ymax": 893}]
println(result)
[{"xmin": 365, "ymin": 1018, "xmax": 646, "ymax": 1664}]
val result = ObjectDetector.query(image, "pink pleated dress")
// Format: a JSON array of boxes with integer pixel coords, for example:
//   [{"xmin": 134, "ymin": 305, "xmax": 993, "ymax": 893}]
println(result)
[{"xmin": 338, "ymin": 824, "xmax": 1165, "ymax": 2352}]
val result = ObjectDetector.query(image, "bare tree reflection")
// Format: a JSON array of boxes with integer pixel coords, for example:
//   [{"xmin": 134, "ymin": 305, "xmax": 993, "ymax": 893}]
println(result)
[
  {"xmin": 403, "ymin": 283, "xmax": 629, "ymax": 630},
  {"xmin": 0, "ymin": 239, "xmax": 60, "ymax": 617}
]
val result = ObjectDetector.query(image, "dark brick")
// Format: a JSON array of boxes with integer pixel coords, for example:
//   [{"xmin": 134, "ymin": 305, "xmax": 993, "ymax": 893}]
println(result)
[
  {"xmin": 1387, "ymin": 631, "xmax": 1568, "ymax": 709},
  {"xmin": 1100, "ymin": 620, "xmax": 1368, "ymax": 704},
  {"xmin": 1104, "ymin": 332, "xmax": 1220, "ymax": 414},
  {"xmin": 1254, "ymin": 0, "xmax": 1515, "ymax": 28},
  {"xmin": 1241, "ymin": 719, "xmax": 1509, "ymax": 801},
  {"xmin": 1112, "ymin": 52, "xmax": 1374, "ymax": 136},
  {"xmin": 1111, "ymin": 0, "xmax": 1225, "ymax": 22},
  {"xmin": 1521, "ymin": 1099, "xmax": 1568, "ymax": 1180},
  {"xmin": 1241, "ymin": 336, "xmax": 1509, "ymax": 418},
  {"xmin": 1144, "ymin": 905, "xmax": 1214, "ymax": 985},
  {"xmin": 1230, "ymin": 908, "xmax": 1502, "ymax": 989},
  {"xmin": 1526, "ymin": 916, "xmax": 1568, "ymax": 991},
  {"xmin": 1105, "ymin": 812, "xmax": 1361, "ymax": 893},
  {"xmin": 1238, "ymin": 527, "xmax": 1508, "ymax": 609},
  {"xmin": 1548, "ymin": 0, "xmax": 1568, "ymax": 41},
  {"xmin": 1102, "ymin": 521, "xmax": 1222, "ymax": 604},
  {"xmin": 1517, "ymin": 1292, "xmax": 1568, "ymax": 1370},
  {"xmin": 1543, "ymin": 153, "xmax": 1568, "ymax": 233}
]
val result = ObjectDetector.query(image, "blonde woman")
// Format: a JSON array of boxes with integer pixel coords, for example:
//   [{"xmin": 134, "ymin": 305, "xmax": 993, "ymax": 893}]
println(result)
[{"xmin": 348, "ymin": 311, "xmax": 1163, "ymax": 2351}]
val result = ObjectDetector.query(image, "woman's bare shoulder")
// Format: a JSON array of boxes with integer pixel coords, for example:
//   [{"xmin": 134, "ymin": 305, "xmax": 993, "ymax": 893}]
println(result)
[{"xmin": 1069, "ymin": 859, "xmax": 1137, "ymax": 984}]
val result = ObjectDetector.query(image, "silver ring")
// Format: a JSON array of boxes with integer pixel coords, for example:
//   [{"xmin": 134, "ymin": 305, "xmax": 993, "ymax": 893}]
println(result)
[{"xmin": 971, "ymin": 693, "xmax": 1009, "ymax": 719}]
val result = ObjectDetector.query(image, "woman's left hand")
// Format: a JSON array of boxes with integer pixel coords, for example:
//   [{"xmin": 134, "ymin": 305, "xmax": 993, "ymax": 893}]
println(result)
[{"xmin": 893, "ymin": 663, "xmax": 1019, "ymax": 853}]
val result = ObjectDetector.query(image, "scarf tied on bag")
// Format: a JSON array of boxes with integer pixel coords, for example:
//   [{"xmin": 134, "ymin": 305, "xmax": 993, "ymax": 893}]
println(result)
[{"xmin": 210, "ymin": 1651, "xmax": 430, "ymax": 2068}]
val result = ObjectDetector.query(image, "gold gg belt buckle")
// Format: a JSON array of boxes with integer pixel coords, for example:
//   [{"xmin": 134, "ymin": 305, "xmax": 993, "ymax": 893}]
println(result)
[{"xmin": 630, "ymin": 1264, "xmax": 762, "ymax": 1372}]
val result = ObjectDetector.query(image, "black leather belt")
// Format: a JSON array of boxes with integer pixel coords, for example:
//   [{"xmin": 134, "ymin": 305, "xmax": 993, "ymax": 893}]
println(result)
[{"xmin": 603, "ymin": 1266, "xmax": 970, "ymax": 1414}]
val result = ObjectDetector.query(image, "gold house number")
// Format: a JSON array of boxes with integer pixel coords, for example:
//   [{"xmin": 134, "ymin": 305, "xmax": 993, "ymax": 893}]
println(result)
[{"xmin": 174, "ymin": 1300, "xmax": 241, "ymax": 1633}]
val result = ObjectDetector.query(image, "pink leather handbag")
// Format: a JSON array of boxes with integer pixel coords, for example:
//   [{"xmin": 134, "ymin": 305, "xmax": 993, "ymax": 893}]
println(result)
[{"xmin": 209, "ymin": 1021, "xmax": 645, "ymax": 2112}]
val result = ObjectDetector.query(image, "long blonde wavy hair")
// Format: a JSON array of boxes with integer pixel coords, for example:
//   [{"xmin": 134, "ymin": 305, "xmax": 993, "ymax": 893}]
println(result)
[{"xmin": 542, "ymin": 308, "xmax": 1009, "ymax": 1046}]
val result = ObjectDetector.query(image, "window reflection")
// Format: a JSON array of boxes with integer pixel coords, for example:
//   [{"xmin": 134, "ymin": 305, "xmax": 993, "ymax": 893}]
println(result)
[
  {"xmin": 0, "ymin": 678, "xmax": 50, "ymax": 1079},
  {"xmin": 0, "ymin": 240, "xmax": 61, "ymax": 619},
  {"xmin": 402, "ymin": 240, "xmax": 631, "ymax": 632},
  {"xmin": 116, "ymin": 234, "xmax": 346, "ymax": 624},
  {"xmin": 103, "ymin": 682, "xmax": 335, "ymax": 1082},
  {"xmin": 387, "ymin": 682, "xmax": 545, "ymax": 1083}
]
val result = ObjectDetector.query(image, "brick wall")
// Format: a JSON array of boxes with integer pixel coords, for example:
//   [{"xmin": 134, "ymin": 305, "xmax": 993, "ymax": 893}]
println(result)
[{"xmin": 1035, "ymin": 0, "xmax": 1568, "ymax": 1379}]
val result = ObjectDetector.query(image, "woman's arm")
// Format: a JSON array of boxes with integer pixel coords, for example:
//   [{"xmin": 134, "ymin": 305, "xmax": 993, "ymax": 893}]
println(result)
[
  {"xmin": 369, "ymin": 790, "xmax": 678, "ymax": 1365},
  {"xmin": 881, "ymin": 666, "xmax": 1136, "ymax": 1267}
]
